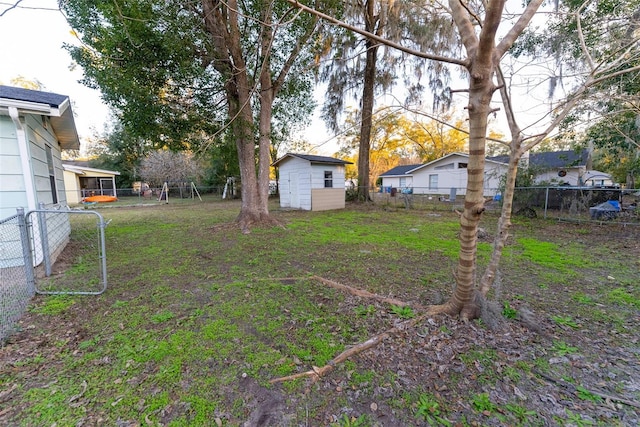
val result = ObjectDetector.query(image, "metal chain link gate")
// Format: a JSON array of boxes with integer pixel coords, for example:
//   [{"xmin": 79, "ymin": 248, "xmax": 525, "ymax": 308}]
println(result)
[
  {"xmin": 25, "ymin": 207, "xmax": 108, "ymax": 295},
  {"xmin": 1, "ymin": 207, "xmax": 108, "ymax": 341}
]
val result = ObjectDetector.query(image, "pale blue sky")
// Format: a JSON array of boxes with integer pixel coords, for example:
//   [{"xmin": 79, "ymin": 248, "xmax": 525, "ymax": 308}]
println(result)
[{"xmin": 0, "ymin": 0, "xmax": 110, "ymax": 146}]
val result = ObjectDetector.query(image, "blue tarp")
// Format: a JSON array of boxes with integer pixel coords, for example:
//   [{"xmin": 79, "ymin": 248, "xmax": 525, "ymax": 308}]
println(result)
[{"xmin": 589, "ymin": 200, "xmax": 620, "ymax": 220}]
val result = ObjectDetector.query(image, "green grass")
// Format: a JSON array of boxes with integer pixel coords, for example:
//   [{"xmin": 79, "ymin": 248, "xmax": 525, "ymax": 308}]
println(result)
[
  {"xmin": 416, "ymin": 393, "xmax": 451, "ymax": 426},
  {"xmin": 510, "ymin": 238, "xmax": 591, "ymax": 276},
  {"xmin": 607, "ymin": 287, "xmax": 640, "ymax": 309},
  {"xmin": 2, "ymin": 200, "xmax": 637, "ymax": 426},
  {"xmin": 552, "ymin": 315, "xmax": 580, "ymax": 329},
  {"xmin": 552, "ymin": 340, "xmax": 579, "ymax": 356},
  {"xmin": 29, "ymin": 295, "xmax": 76, "ymax": 315},
  {"xmin": 390, "ymin": 305, "xmax": 415, "ymax": 319}
]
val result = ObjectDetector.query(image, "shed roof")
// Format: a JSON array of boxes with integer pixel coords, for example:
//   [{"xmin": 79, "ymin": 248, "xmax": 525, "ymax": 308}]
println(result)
[
  {"xmin": 488, "ymin": 150, "xmax": 588, "ymax": 168},
  {"xmin": 271, "ymin": 153, "xmax": 353, "ymax": 167},
  {"xmin": 0, "ymin": 85, "xmax": 80, "ymax": 150},
  {"xmin": 378, "ymin": 164, "xmax": 423, "ymax": 177},
  {"xmin": 379, "ymin": 152, "xmax": 508, "ymax": 177},
  {"xmin": 63, "ymin": 163, "xmax": 121, "ymax": 176}
]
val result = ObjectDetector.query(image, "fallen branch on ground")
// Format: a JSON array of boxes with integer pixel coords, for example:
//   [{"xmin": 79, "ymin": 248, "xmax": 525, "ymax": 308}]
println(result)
[
  {"xmin": 311, "ymin": 275, "xmax": 425, "ymax": 310},
  {"xmin": 267, "ymin": 275, "xmax": 452, "ymax": 383},
  {"xmin": 270, "ymin": 314, "xmax": 429, "ymax": 384},
  {"xmin": 533, "ymin": 369, "xmax": 640, "ymax": 409}
]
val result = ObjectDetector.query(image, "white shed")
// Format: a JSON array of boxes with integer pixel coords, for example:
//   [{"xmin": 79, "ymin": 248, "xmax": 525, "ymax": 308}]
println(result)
[{"xmin": 272, "ymin": 153, "xmax": 353, "ymax": 211}]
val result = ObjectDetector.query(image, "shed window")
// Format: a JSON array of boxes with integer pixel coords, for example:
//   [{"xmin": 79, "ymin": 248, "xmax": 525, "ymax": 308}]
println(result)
[
  {"xmin": 324, "ymin": 171, "xmax": 333, "ymax": 188},
  {"xmin": 429, "ymin": 174, "xmax": 438, "ymax": 190},
  {"xmin": 45, "ymin": 145, "xmax": 58, "ymax": 204},
  {"xmin": 458, "ymin": 162, "xmax": 468, "ymax": 169}
]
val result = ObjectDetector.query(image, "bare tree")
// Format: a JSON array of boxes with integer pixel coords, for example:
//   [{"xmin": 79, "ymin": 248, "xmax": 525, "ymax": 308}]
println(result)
[{"xmin": 139, "ymin": 150, "xmax": 202, "ymax": 188}]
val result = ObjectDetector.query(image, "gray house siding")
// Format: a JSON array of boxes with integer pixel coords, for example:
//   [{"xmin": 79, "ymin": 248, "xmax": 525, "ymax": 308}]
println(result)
[
  {"xmin": 0, "ymin": 116, "xmax": 29, "ymax": 218},
  {"xmin": 1, "ymin": 86, "xmax": 79, "ymax": 271},
  {"xmin": 26, "ymin": 115, "xmax": 67, "ymax": 207}
]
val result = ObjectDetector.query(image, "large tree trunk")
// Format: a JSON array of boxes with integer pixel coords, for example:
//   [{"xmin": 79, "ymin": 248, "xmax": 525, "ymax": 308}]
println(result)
[
  {"xmin": 448, "ymin": 83, "xmax": 494, "ymax": 319},
  {"xmin": 228, "ymin": 81, "xmax": 263, "ymax": 230},
  {"xmin": 356, "ymin": 0, "xmax": 378, "ymax": 202},
  {"xmin": 204, "ymin": 0, "xmax": 277, "ymax": 231},
  {"xmin": 441, "ymin": 0, "xmax": 506, "ymax": 319},
  {"xmin": 358, "ymin": 41, "xmax": 377, "ymax": 202}
]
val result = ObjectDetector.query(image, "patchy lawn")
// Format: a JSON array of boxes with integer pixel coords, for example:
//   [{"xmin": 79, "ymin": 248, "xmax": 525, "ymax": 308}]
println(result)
[{"xmin": 1, "ymin": 200, "xmax": 639, "ymax": 426}]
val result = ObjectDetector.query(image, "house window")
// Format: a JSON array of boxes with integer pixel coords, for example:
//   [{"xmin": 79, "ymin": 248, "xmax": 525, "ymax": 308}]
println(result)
[
  {"xmin": 324, "ymin": 171, "xmax": 333, "ymax": 188},
  {"xmin": 429, "ymin": 174, "xmax": 438, "ymax": 190},
  {"xmin": 458, "ymin": 162, "xmax": 468, "ymax": 169},
  {"xmin": 45, "ymin": 145, "xmax": 58, "ymax": 204}
]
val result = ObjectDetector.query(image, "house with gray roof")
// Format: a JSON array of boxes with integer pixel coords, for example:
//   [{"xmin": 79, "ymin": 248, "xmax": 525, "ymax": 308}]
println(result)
[
  {"xmin": 1, "ymin": 85, "xmax": 81, "ymax": 273},
  {"xmin": 0, "ymin": 85, "xmax": 80, "ymax": 218},
  {"xmin": 378, "ymin": 150, "xmax": 614, "ymax": 198},
  {"xmin": 488, "ymin": 150, "xmax": 613, "ymax": 187},
  {"xmin": 379, "ymin": 153, "xmax": 508, "ymax": 197},
  {"xmin": 272, "ymin": 153, "xmax": 353, "ymax": 211}
]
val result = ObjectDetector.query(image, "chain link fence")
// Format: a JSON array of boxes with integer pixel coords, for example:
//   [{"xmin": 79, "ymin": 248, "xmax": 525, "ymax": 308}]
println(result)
[
  {"xmin": 26, "ymin": 208, "xmax": 108, "ymax": 295},
  {"xmin": 1, "ymin": 207, "xmax": 108, "ymax": 342},
  {"xmin": 512, "ymin": 187, "xmax": 640, "ymax": 224},
  {"xmin": 366, "ymin": 184, "xmax": 640, "ymax": 224},
  {"xmin": 367, "ymin": 185, "xmax": 499, "ymax": 212},
  {"xmin": 0, "ymin": 211, "xmax": 34, "ymax": 341}
]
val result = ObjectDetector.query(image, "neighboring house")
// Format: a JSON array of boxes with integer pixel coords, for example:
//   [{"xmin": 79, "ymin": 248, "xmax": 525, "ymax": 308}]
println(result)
[
  {"xmin": 379, "ymin": 150, "xmax": 615, "ymax": 198},
  {"xmin": 272, "ymin": 153, "xmax": 353, "ymax": 211},
  {"xmin": 1, "ymin": 85, "xmax": 80, "ymax": 268},
  {"xmin": 63, "ymin": 162, "xmax": 120, "ymax": 204},
  {"xmin": 379, "ymin": 153, "xmax": 508, "ymax": 197},
  {"xmin": 489, "ymin": 150, "xmax": 614, "ymax": 187},
  {"xmin": 377, "ymin": 164, "xmax": 422, "ymax": 193},
  {"xmin": 581, "ymin": 170, "xmax": 615, "ymax": 187}
]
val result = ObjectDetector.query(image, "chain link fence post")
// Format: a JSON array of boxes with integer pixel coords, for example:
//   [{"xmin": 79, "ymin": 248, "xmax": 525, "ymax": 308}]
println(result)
[{"xmin": 16, "ymin": 208, "xmax": 35, "ymax": 297}]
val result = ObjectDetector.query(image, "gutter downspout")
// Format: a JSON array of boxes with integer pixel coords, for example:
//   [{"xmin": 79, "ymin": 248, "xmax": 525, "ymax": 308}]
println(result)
[{"xmin": 9, "ymin": 107, "xmax": 37, "ymax": 211}]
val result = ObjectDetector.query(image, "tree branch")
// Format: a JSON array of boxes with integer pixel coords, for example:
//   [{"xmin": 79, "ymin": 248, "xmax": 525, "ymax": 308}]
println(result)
[
  {"xmin": 478, "ymin": 0, "xmax": 505, "ymax": 64},
  {"xmin": 0, "ymin": 0, "xmax": 23, "ymax": 17},
  {"xmin": 270, "ymin": 314, "xmax": 429, "ymax": 384},
  {"xmin": 575, "ymin": 0, "xmax": 595, "ymax": 71},
  {"xmin": 285, "ymin": 0, "xmax": 468, "ymax": 66},
  {"xmin": 534, "ymin": 369, "xmax": 640, "ymax": 410},
  {"xmin": 273, "ymin": 10, "xmax": 318, "ymax": 95},
  {"xmin": 495, "ymin": 0, "xmax": 544, "ymax": 58},
  {"xmin": 448, "ymin": 0, "xmax": 478, "ymax": 62},
  {"xmin": 521, "ymin": 62, "xmax": 640, "ymax": 150}
]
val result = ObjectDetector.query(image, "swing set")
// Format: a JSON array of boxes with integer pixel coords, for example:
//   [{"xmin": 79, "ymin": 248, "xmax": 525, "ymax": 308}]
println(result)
[{"xmin": 157, "ymin": 182, "xmax": 202, "ymax": 203}]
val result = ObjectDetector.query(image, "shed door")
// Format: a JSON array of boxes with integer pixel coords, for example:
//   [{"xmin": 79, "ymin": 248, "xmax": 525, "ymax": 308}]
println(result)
[{"xmin": 289, "ymin": 172, "xmax": 299, "ymax": 208}]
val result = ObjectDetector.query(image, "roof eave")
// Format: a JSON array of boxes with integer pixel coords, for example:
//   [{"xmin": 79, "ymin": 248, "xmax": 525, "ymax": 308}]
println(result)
[
  {"xmin": 0, "ymin": 97, "xmax": 80, "ymax": 150},
  {"xmin": 271, "ymin": 153, "xmax": 352, "ymax": 167},
  {"xmin": 62, "ymin": 164, "xmax": 121, "ymax": 175}
]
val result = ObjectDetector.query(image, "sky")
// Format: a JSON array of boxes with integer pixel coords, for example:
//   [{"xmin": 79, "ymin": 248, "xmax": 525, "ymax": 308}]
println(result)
[
  {"xmin": 0, "ymin": 1, "xmax": 556, "ymax": 159},
  {"xmin": 0, "ymin": 0, "xmax": 336, "ymax": 156},
  {"xmin": 0, "ymin": 0, "xmax": 110, "ymax": 147}
]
